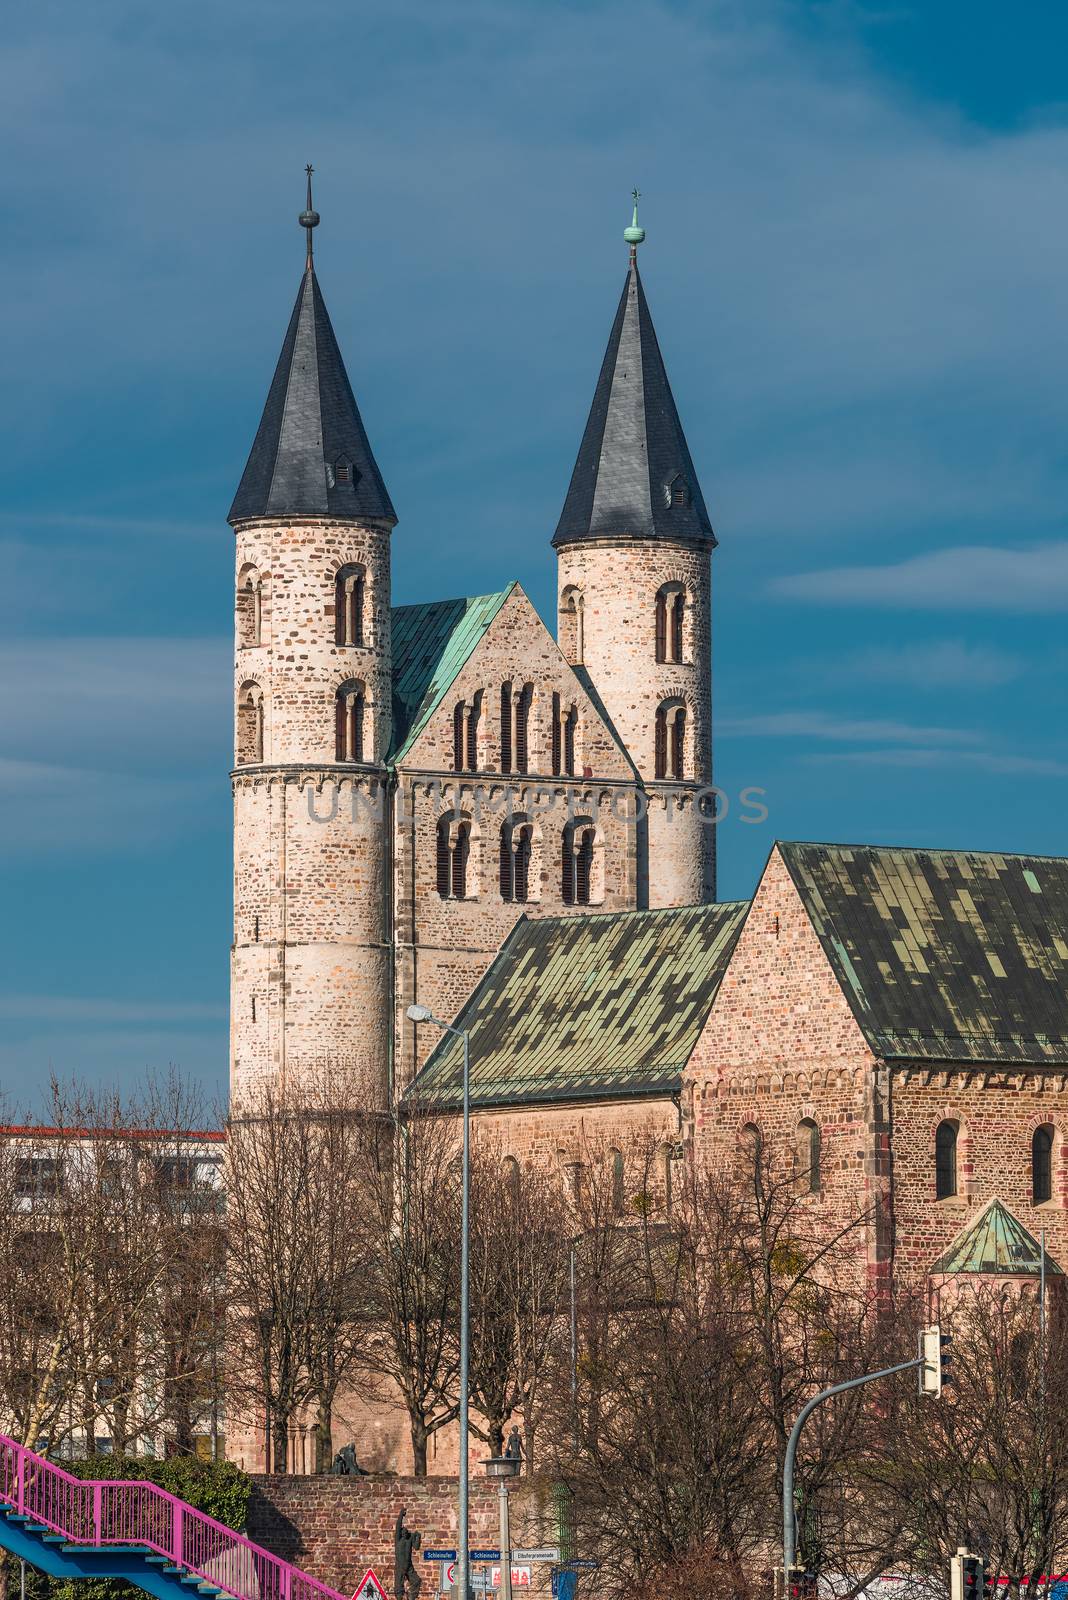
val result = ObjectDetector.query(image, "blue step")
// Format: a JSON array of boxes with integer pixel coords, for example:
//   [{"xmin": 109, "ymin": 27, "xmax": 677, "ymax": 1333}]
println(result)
[{"xmin": 63, "ymin": 1545, "xmax": 153, "ymax": 1556}]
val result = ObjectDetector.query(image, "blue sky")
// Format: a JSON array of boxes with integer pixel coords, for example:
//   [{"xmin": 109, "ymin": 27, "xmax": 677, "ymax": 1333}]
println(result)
[{"xmin": 2, "ymin": 0, "xmax": 1067, "ymax": 1106}]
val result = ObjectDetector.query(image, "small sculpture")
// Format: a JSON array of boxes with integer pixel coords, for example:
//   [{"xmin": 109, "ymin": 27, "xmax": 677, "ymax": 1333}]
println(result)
[
  {"xmin": 330, "ymin": 1442, "xmax": 368, "ymax": 1476},
  {"xmin": 394, "ymin": 1508, "xmax": 422, "ymax": 1600},
  {"xmin": 503, "ymin": 1425, "xmax": 522, "ymax": 1462}
]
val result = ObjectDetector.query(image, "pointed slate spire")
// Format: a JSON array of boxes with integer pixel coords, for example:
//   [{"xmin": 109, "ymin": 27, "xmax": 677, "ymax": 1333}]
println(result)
[
  {"xmin": 228, "ymin": 172, "xmax": 396, "ymax": 527},
  {"xmin": 553, "ymin": 197, "xmax": 714, "ymax": 549}
]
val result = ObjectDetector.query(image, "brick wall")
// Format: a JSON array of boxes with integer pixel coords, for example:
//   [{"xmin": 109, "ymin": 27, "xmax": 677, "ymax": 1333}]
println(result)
[{"xmin": 247, "ymin": 1475, "xmax": 558, "ymax": 1598}]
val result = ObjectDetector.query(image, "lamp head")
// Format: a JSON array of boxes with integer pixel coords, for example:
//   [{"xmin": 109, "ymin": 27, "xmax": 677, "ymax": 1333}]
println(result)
[{"xmin": 406, "ymin": 1003, "xmax": 434, "ymax": 1024}]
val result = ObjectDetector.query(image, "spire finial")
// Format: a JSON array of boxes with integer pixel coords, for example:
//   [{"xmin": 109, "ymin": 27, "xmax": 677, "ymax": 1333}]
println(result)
[
  {"xmin": 299, "ymin": 164, "xmax": 320, "ymax": 270},
  {"xmin": 624, "ymin": 186, "xmax": 645, "ymax": 265}
]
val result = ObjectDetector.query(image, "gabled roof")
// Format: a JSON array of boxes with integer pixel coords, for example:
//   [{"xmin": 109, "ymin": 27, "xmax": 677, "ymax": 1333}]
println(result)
[
  {"xmin": 405, "ymin": 900, "xmax": 748, "ymax": 1110},
  {"xmin": 553, "ymin": 260, "xmax": 714, "ymax": 549},
  {"xmin": 390, "ymin": 588, "xmax": 513, "ymax": 762},
  {"xmin": 930, "ymin": 1198, "xmax": 1063, "ymax": 1276},
  {"xmin": 229, "ymin": 266, "xmax": 396, "ymax": 526},
  {"xmin": 779, "ymin": 842, "xmax": 1068, "ymax": 1065}
]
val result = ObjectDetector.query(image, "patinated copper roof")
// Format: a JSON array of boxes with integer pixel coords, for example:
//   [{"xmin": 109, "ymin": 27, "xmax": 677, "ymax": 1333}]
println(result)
[
  {"xmin": 406, "ymin": 900, "xmax": 747, "ymax": 1110},
  {"xmin": 780, "ymin": 842, "xmax": 1068, "ymax": 1065},
  {"xmin": 390, "ymin": 588, "xmax": 513, "ymax": 762},
  {"xmin": 930, "ymin": 1198, "xmax": 1063, "ymax": 1276}
]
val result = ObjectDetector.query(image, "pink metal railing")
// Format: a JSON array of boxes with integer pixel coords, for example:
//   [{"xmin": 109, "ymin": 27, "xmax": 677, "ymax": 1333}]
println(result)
[{"xmin": 0, "ymin": 1434, "xmax": 351, "ymax": 1600}]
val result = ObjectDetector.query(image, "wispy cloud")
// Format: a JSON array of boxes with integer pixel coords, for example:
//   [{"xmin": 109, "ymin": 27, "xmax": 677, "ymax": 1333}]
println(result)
[
  {"xmin": 0, "ymin": 995, "xmax": 226, "ymax": 1024},
  {"xmin": 809, "ymin": 748, "xmax": 1068, "ymax": 777},
  {"xmin": 770, "ymin": 544, "xmax": 1068, "ymax": 610},
  {"xmin": 842, "ymin": 639, "xmax": 1024, "ymax": 689},
  {"xmin": 718, "ymin": 711, "xmax": 981, "ymax": 745},
  {"xmin": 0, "ymin": 756, "xmax": 219, "ymax": 854}
]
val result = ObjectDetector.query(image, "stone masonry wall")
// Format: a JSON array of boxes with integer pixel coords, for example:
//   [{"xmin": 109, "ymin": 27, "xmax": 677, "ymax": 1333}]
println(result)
[
  {"xmin": 555, "ymin": 538, "xmax": 714, "ymax": 908},
  {"xmin": 231, "ymin": 516, "xmax": 394, "ymax": 1106},
  {"xmin": 393, "ymin": 586, "xmax": 644, "ymax": 1089},
  {"xmin": 687, "ymin": 844, "xmax": 888, "ymax": 1289},
  {"xmin": 247, "ymin": 1474, "xmax": 560, "ymax": 1599},
  {"xmin": 890, "ymin": 1068, "xmax": 1068, "ymax": 1291}
]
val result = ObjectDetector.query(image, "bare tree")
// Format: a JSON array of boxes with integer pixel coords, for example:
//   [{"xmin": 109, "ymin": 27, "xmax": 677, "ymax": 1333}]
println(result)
[
  {"xmin": 359, "ymin": 1104, "xmax": 461, "ymax": 1474},
  {"xmin": 465, "ymin": 1144, "xmax": 569, "ymax": 1461}
]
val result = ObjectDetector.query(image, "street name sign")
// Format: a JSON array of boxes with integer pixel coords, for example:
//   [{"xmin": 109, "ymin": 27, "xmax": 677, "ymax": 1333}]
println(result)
[
  {"xmin": 424, "ymin": 1550, "xmax": 456, "ymax": 1562},
  {"xmin": 513, "ymin": 1549, "xmax": 560, "ymax": 1564}
]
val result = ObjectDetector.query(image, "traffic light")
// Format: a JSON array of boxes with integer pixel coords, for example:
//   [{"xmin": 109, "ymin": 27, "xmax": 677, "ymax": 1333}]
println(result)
[
  {"xmin": 781, "ymin": 1567, "xmax": 817, "ymax": 1600},
  {"xmin": 919, "ymin": 1324, "xmax": 951, "ymax": 1396},
  {"xmin": 950, "ymin": 1549, "xmax": 983, "ymax": 1600}
]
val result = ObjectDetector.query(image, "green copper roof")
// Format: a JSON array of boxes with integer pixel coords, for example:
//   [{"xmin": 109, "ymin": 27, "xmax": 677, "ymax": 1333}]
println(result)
[
  {"xmin": 779, "ymin": 842, "xmax": 1068, "ymax": 1065},
  {"xmin": 405, "ymin": 900, "xmax": 748, "ymax": 1111},
  {"xmin": 930, "ymin": 1198, "xmax": 1063, "ymax": 1276},
  {"xmin": 390, "ymin": 587, "xmax": 513, "ymax": 762}
]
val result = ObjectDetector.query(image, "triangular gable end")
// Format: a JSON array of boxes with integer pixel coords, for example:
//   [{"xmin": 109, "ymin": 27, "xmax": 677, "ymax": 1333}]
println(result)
[
  {"xmin": 687, "ymin": 842, "xmax": 874, "ymax": 1085},
  {"xmin": 930, "ymin": 1196, "xmax": 1064, "ymax": 1277},
  {"xmin": 397, "ymin": 583, "xmax": 637, "ymax": 780}
]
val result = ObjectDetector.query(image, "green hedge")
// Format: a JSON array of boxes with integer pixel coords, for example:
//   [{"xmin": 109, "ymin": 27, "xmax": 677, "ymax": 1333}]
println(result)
[{"xmin": 13, "ymin": 1456, "xmax": 251, "ymax": 1600}]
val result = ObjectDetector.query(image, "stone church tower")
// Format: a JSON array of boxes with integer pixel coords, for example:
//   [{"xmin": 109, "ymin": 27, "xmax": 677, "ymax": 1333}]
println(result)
[
  {"xmin": 228, "ymin": 173, "xmax": 396, "ymax": 1106},
  {"xmin": 553, "ymin": 197, "xmax": 716, "ymax": 906}
]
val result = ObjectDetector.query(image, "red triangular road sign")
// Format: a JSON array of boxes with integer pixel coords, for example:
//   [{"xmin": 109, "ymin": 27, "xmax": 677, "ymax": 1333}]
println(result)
[{"xmin": 352, "ymin": 1569, "xmax": 388, "ymax": 1600}]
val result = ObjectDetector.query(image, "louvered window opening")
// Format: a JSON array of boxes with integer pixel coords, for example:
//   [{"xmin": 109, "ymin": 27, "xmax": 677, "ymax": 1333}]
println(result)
[
  {"xmin": 562, "ymin": 824, "xmax": 595, "ymax": 906},
  {"xmin": 335, "ymin": 568, "xmax": 365, "ymax": 647},
  {"xmin": 500, "ymin": 822, "xmax": 532, "ymax": 903},
  {"xmin": 335, "ymin": 685, "xmax": 365, "ymax": 762}
]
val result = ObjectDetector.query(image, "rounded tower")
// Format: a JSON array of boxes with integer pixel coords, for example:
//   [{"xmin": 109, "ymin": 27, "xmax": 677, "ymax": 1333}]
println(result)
[
  {"xmin": 229, "ymin": 172, "xmax": 396, "ymax": 1107},
  {"xmin": 553, "ymin": 195, "xmax": 716, "ymax": 907}
]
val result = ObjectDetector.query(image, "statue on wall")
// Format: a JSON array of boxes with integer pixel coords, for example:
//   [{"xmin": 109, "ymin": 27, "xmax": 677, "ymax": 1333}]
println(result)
[
  {"xmin": 394, "ymin": 1507, "xmax": 422, "ymax": 1600},
  {"xmin": 503, "ymin": 1426, "xmax": 522, "ymax": 1463},
  {"xmin": 330, "ymin": 1442, "xmax": 369, "ymax": 1476}
]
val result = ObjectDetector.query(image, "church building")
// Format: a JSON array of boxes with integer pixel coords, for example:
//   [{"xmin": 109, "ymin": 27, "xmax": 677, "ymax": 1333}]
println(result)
[{"xmin": 226, "ymin": 181, "xmax": 1068, "ymax": 1470}]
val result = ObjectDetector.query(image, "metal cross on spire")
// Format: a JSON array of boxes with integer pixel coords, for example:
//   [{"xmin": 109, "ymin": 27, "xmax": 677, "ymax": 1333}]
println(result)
[{"xmin": 299, "ymin": 164, "xmax": 320, "ymax": 270}]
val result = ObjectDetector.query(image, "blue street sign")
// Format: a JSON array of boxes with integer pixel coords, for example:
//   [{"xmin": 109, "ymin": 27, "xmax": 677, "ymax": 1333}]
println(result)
[
  {"xmin": 469, "ymin": 1550, "xmax": 501, "ymax": 1563},
  {"xmin": 559, "ymin": 1560, "xmax": 599, "ymax": 1570},
  {"xmin": 422, "ymin": 1550, "xmax": 456, "ymax": 1562}
]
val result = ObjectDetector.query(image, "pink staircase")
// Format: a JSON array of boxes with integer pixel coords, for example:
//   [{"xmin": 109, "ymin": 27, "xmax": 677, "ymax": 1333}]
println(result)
[{"xmin": 0, "ymin": 1434, "xmax": 352, "ymax": 1600}]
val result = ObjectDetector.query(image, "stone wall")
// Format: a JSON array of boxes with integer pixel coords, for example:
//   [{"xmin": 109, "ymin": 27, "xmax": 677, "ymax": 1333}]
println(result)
[{"xmin": 247, "ymin": 1474, "xmax": 560, "ymax": 1598}]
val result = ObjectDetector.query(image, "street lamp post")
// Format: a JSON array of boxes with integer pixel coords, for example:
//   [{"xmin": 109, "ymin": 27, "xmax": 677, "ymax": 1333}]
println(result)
[
  {"xmin": 484, "ymin": 1454, "xmax": 521, "ymax": 1600},
  {"xmin": 407, "ymin": 1003, "xmax": 472, "ymax": 1600}
]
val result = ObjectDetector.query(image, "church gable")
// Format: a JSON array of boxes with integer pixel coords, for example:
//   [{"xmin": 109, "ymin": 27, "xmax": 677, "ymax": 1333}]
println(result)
[
  {"xmin": 689, "ymin": 843, "xmax": 873, "ymax": 1088},
  {"xmin": 395, "ymin": 583, "xmax": 636, "ymax": 781}
]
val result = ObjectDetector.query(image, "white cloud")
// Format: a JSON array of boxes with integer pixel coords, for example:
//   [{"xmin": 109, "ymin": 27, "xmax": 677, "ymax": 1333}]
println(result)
[
  {"xmin": 809, "ymin": 748, "xmax": 1068, "ymax": 777},
  {"xmin": 769, "ymin": 544, "xmax": 1068, "ymax": 610},
  {"xmin": 0, "ymin": 995, "xmax": 226, "ymax": 1023},
  {"xmin": 0, "ymin": 638, "xmax": 230, "ymax": 770},
  {"xmin": 0, "ymin": 756, "xmax": 220, "ymax": 854},
  {"xmin": 843, "ymin": 640, "xmax": 1024, "ymax": 688},
  {"xmin": 718, "ymin": 711, "xmax": 981, "ymax": 745}
]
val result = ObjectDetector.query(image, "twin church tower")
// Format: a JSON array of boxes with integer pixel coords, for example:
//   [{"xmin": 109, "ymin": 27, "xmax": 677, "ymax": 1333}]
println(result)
[{"xmin": 228, "ymin": 178, "xmax": 717, "ymax": 1106}]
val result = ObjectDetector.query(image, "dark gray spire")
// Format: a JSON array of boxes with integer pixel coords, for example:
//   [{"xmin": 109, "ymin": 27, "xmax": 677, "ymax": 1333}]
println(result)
[
  {"xmin": 553, "ymin": 259, "xmax": 714, "ymax": 549},
  {"xmin": 228, "ymin": 178, "xmax": 396, "ymax": 527}
]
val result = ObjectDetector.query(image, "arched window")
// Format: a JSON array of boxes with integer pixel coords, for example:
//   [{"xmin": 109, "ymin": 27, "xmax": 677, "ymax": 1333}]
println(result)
[
  {"xmin": 502, "ymin": 1156, "xmax": 521, "ymax": 1206},
  {"xmin": 237, "ymin": 682, "xmax": 264, "ymax": 764},
  {"xmin": 436, "ymin": 817, "xmax": 450, "ymax": 897},
  {"xmin": 563, "ymin": 705, "xmax": 577, "ymax": 778},
  {"xmin": 660, "ymin": 1145, "xmax": 674, "ymax": 1216},
  {"xmin": 467, "ymin": 693, "xmax": 481, "ymax": 772},
  {"xmin": 796, "ymin": 1119, "xmax": 821, "ymax": 1194},
  {"xmin": 514, "ymin": 683, "xmax": 532, "ymax": 775},
  {"xmin": 452, "ymin": 821, "xmax": 471, "ymax": 899},
  {"xmin": 561, "ymin": 587, "xmax": 584, "ymax": 665},
  {"xmin": 655, "ymin": 590, "xmax": 667, "ymax": 663},
  {"xmin": 335, "ymin": 566, "xmax": 366, "ymax": 648},
  {"xmin": 1033, "ymin": 1125, "xmax": 1054, "ymax": 1205},
  {"xmin": 452, "ymin": 697, "xmax": 481, "ymax": 773},
  {"xmin": 739, "ymin": 1122, "xmax": 763, "ymax": 1164},
  {"xmin": 453, "ymin": 702, "xmax": 465, "ymax": 771},
  {"xmin": 500, "ymin": 819, "xmax": 533, "ymax": 904},
  {"xmin": 655, "ymin": 701, "xmax": 687, "ymax": 780},
  {"xmin": 611, "ymin": 1149, "xmax": 624, "ymax": 1216},
  {"xmin": 500, "ymin": 682, "xmax": 512, "ymax": 774},
  {"xmin": 671, "ymin": 591, "xmax": 685, "ymax": 662},
  {"xmin": 435, "ymin": 816, "xmax": 472, "ymax": 900},
  {"xmin": 562, "ymin": 819, "xmax": 597, "ymax": 906},
  {"xmin": 238, "ymin": 566, "xmax": 263, "ymax": 648},
  {"xmin": 551, "ymin": 692, "xmax": 562, "ymax": 777},
  {"xmin": 935, "ymin": 1120, "xmax": 958, "ymax": 1200},
  {"xmin": 335, "ymin": 680, "xmax": 366, "ymax": 762}
]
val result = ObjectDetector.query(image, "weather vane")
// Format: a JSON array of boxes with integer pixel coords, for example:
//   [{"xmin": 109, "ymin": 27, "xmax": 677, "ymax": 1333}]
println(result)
[
  {"xmin": 299, "ymin": 164, "xmax": 320, "ymax": 269},
  {"xmin": 624, "ymin": 186, "xmax": 646, "ymax": 260}
]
